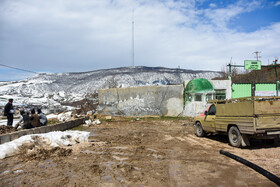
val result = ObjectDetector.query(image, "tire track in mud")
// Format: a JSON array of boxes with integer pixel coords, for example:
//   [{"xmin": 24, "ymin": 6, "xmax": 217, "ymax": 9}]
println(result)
[{"xmin": 168, "ymin": 149, "xmax": 189, "ymax": 187}]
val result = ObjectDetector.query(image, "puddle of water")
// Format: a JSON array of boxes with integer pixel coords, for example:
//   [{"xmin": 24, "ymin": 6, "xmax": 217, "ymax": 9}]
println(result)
[
  {"xmin": 1, "ymin": 170, "xmax": 10, "ymax": 175},
  {"xmin": 13, "ymin": 170, "xmax": 23, "ymax": 174},
  {"xmin": 147, "ymin": 148, "xmax": 158, "ymax": 152},
  {"xmin": 113, "ymin": 147, "xmax": 128, "ymax": 150},
  {"xmin": 152, "ymin": 154, "xmax": 163, "ymax": 159},
  {"xmin": 112, "ymin": 152, "xmax": 133, "ymax": 156},
  {"xmin": 112, "ymin": 156, "xmax": 128, "ymax": 161},
  {"xmin": 103, "ymin": 175, "xmax": 113, "ymax": 181},
  {"xmin": 81, "ymin": 150, "xmax": 102, "ymax": 154}
]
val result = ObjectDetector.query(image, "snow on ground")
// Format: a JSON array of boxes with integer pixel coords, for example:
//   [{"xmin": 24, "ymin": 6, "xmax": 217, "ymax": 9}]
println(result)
[
  {"xmin": 0, "ymin": 131, "xmax": 90, "ymax": 159},
  {"xmin": 46, "ymin": 111, "xmax": 73, "ymax": 122},
  {"xmin": 0, "ymin": 119, "xmax": 20, "ymax": 127},
  {"xmin": 0, "ymin": 111, "xmax": 73, "ymax": 127}
]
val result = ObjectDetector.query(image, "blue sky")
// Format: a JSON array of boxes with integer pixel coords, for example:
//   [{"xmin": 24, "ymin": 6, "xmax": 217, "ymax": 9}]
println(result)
[{"xmin": 0, "ymin": 0, "xmax": 280, "ymax": 81}]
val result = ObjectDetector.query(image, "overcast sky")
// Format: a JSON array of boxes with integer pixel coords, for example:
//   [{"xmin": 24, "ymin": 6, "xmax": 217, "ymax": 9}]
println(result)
[{"xmin": 0, "ymin": 0, "xmax": 280, "ymax": 81}]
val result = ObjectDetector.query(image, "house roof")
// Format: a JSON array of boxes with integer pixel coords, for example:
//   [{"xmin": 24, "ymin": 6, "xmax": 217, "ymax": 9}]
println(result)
[{"xmin": 185, "ymin": 78, "xmax": 214, "ymax": 93}]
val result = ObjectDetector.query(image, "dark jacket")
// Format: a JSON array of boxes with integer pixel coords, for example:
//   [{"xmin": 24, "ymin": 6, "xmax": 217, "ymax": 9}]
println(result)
[
  {"xmin": 22, "ymin": 114, "xmax": 32, "ymax": 129},
  {"xmin": 4, "ymin": 103, "xmax": 13, "ymax": 116},
  {"xmin": 30, "ymin": 114, "xmax": 40, "ymax": 127}
]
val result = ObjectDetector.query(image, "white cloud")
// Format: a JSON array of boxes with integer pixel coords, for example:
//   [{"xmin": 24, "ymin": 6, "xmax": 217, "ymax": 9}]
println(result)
[
  {"xmin": 209, "ymin": 3, "xmax": 217, "ymax": 8},
  {"xmin": 0, "ymin": 0, "xmax": 279, "ymax": 80},
  {"xmin": 275, "ymin": 1, "xmax": 280, "ymax": 6}
]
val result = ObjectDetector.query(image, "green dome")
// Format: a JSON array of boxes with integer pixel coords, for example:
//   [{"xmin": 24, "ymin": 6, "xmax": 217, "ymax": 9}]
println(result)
[{"xmin": 185, "ymin": 78, "xmax": 214, "ymax": 93}]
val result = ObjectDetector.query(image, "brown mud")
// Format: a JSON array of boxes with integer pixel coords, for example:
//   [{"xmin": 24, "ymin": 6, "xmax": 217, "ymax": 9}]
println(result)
[
  {"xmin": 0, "ymin": 125, "xmax": 15, "ymax": 134},
  {"xmin": 0, "ymin": 118, "xmax": 279, "ymax": 186}
]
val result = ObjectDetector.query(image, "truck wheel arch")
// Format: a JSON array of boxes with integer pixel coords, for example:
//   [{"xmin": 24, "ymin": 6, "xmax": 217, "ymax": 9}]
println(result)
[{"xmin": 227, "ymin": 124, "xmax": 238, "ymax": 132}]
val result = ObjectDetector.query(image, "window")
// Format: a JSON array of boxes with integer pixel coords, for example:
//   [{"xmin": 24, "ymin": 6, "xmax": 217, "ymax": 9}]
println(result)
[
  {"xmin": 208, "ymin": 104, "xmax": 216, "ymax": 115},
  {"xmin": 206, "ymin": 94, "xmax": 212, "ymax": 102},
  {"xmin": 195, "ymin": 94, "xmax": 202, "ymax": 102},
  {"xmin": 185, "ymin": 93, "xmax": 192, "ymax": 102},
  {"xmin": 215, "ymin": 90, "xmax": 226, "ymax": 100}
]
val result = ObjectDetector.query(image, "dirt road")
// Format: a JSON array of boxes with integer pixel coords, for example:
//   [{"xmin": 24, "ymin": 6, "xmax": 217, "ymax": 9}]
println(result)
[{"xmin": 0, "ymin": 117, "xmax": 279, "ymax": 186}]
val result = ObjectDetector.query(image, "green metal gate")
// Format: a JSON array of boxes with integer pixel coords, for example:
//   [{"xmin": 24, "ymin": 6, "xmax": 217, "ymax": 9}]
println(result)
[
  {"xmin": 232, "ymin": 84, "xmax": 252, "ymax": 98},
  {"xmin": 255, "ymin": 83, "xmax": 277, "ymax": 96}
]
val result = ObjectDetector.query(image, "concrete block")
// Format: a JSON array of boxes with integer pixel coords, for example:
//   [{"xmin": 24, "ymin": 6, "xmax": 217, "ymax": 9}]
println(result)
[
  {"xmin": 52, "ymin": 124, "xmax": 60, "ymax": 131},
  {"xmin": 68, "ymin": 121, "xmax": 75, "ymax": 129},
  {"xmin": 0, "ymin": 134, "xmax": 11, "ymax": 144},
  {"xmin": 18, "ymin": 130, "xmax": 28, "ymax": 138},
  {"xmin": 56, "ymin": 123, "xmax": 64, "ymax": 131},
  {"xmin": 63, "ymin": 122, "xmax": 71, "ymax": 129},
  {"xmin": 32, "ymin": 128, "xmax": 41, "ymax": 134},
  {"xmin": 10, "ymin": 132, "xmax": 19, "ymax": 141},
  {"xmin": 49, "ymin": 125, "xmax": 56, "ymax": 132},
  {"xmin": 43, "ymin": 126, "xmax": 51, "ymax": 133},
  {"xmin": 25, "ymin": 129, "xmax": 33, "ymax": 135},
  {"xmin": 60, "ymin": 123, "xmax": 68, "ymax": 131},
  {"xmin": 38, "ymin": 127, "xmax": 46, "ymax": 134}
]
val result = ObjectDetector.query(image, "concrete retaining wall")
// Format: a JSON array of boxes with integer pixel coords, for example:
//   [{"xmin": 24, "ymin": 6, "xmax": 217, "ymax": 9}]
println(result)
[
  {"xmin": 97, "ymin": 85, "xmax": 184, "ymax": 117},
  {"xmin": 0, "ymin": 117, "xmax": 88, "ymax": 144}
]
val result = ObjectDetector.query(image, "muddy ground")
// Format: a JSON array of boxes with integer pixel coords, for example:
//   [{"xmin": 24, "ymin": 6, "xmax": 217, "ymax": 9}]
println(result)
[
  {"xmin": 0, "ymin": 117, "xmax": 280, "ymax": 186},
  {"xmin": 0, "ymin": 125, "xmax": 16, "ymax": 134}
]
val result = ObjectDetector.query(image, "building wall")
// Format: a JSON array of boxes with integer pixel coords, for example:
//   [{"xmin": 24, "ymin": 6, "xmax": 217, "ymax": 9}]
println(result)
[
  {"xmin": 97, "ymin": 80, "xmax": 232, "ymax": 117},
  {"xmin": 211, "ymin": 80, "xmax": 232, "ymax": 99},
  {"xmin": 97, "ymin": 85, "xmax": 184, "ymax": 117}
]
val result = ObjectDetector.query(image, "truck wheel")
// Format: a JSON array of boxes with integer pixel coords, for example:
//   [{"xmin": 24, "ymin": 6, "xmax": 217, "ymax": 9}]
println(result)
[
  {"xmin": 228, "ymin": 126, "xmax": 242, "ymax": 147},
  {"xmin": 195, "ymin": 122, "xmax": 205, "ymax": 137}
]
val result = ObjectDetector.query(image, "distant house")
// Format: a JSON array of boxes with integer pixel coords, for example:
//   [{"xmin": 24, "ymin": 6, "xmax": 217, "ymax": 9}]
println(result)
[{"xmin": 183, "ymin": 78, "xmax": 231, "ymax": 116}]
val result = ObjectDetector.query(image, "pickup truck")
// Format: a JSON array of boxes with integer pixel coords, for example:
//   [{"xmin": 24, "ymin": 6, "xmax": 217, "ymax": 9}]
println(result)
[{"xmin": 194, "ymin": 96, "xmax": 280, "ymax": 147}]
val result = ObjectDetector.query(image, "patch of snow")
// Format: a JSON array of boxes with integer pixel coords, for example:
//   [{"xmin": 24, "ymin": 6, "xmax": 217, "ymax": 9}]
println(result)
[{"xmin": 0, "ymin": 131, "xmax": 90, "ymax": 159}]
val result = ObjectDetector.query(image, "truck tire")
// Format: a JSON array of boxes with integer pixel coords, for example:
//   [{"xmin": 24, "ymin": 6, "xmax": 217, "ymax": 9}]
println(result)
[
  {"xmin": 228, "ymin": 126, "xmax": 242, "ymax": 147},
  {"xmin": 195, "ymin": 122, "xmax": 205, "ymax": 137}
]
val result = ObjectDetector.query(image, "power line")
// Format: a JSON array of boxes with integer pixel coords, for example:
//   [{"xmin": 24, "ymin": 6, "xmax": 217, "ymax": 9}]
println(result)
[{"xmin": 0, "ymin": 63, "xmax": 37, "ymax": 74}]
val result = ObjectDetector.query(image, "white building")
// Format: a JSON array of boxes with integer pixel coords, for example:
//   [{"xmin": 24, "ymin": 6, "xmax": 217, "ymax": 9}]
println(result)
[{"xmin": 183, "ymin": 78, "xmax": 232, "ymax": 116}]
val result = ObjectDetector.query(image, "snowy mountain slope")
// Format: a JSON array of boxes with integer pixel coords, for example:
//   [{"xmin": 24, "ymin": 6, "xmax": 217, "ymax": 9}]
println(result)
[{"xmin": 0, "ymin": 66, "xmax": 222, "ymax": 107}]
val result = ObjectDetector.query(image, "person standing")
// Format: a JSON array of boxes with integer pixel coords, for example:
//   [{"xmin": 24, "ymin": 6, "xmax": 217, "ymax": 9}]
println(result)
[
  {"xmin": 4, "ymin": 98, "xmax": 14, "ymax": 126},
  {"xmin": 37, "ymin": 108, "xmax": 48, "ymax": 126}
]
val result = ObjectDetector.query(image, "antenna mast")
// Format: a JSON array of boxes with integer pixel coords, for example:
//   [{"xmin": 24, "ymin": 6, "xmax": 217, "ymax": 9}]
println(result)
[{"xmin": 132, "ymin": 9, "xmax": 135, "ymax": 68}]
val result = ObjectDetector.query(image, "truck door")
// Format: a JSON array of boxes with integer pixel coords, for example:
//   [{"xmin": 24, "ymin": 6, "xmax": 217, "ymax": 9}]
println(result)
[{"xmin": 204, "ymin": 104, "xmax": 216, "ymax": 132}]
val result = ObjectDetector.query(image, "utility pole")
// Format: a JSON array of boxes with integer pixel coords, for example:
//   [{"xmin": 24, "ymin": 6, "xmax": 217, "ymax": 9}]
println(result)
[
  {"xmin": 253, "ymin": 51, "xmax": 261, "ymax": 61},
  {"xmin": 273, "ymin": 58, "xmax": 279, "ymax": 96}
]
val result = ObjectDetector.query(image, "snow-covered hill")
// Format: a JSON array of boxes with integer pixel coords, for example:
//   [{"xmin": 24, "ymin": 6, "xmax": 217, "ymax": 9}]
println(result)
[{"xmin": 0, "ymin": 66, "xmax": 222, "ymax": 109}]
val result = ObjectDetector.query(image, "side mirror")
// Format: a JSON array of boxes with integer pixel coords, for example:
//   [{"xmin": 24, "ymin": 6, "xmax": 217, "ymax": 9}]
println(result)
[{"xmin": 204, "ymin": 111, "xmax": 208, "ymax": 115}]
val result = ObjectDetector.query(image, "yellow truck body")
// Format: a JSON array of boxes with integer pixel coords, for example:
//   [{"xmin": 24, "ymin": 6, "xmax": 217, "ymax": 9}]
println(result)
[{"xmin": 194, "ymin": 96, "xmax": 280, "ymax": 147}]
